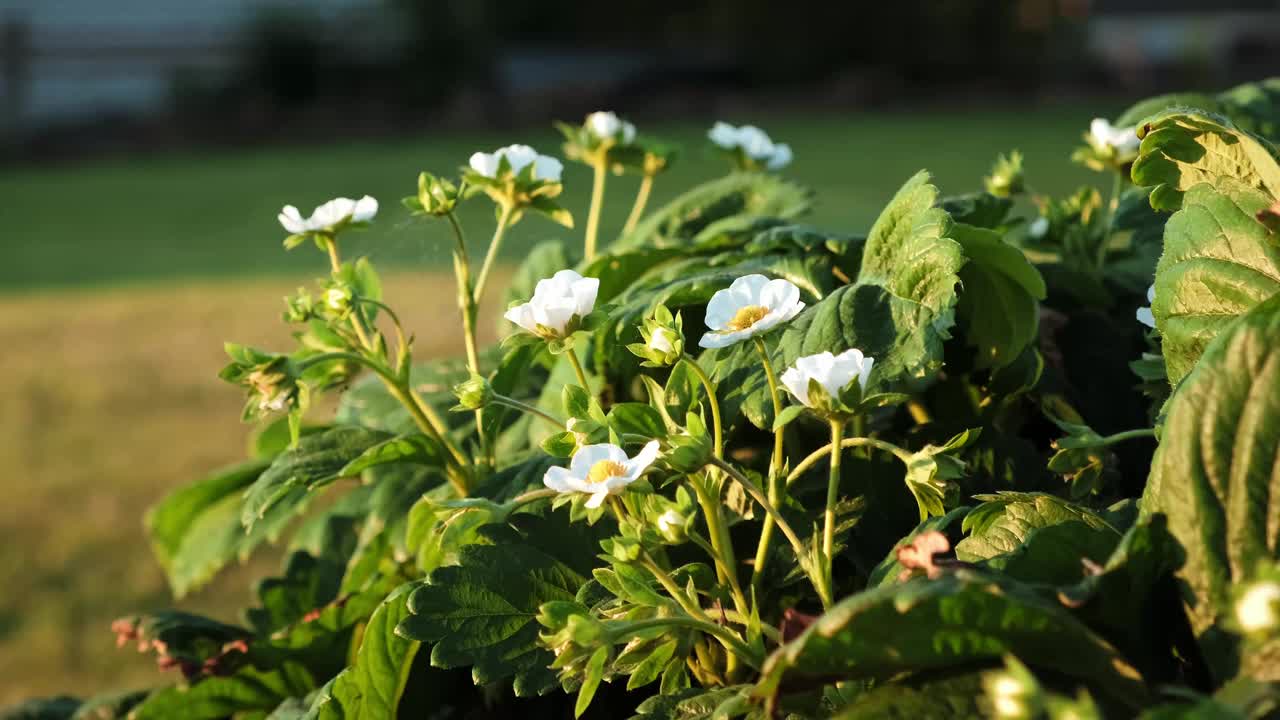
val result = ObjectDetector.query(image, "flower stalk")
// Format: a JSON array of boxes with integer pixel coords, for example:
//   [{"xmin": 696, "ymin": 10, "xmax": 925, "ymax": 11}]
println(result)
[
  {"xmin": 750, "ymin": 336, "xmax": 788, "ymax": 590},
  {"xmin": 474, "ymin": 202, "xmax": 514, "ymax": 307},
  {"xmin": 622, "ymin": 173, "xmax": 654, "ymax": 237},
  {"xmin": 584, "ymin": 159, "xmax": 608, "ymax": 261},
  {"xmin": 821, "ymin": 418, "xmax": 845, "ymax": 608}
]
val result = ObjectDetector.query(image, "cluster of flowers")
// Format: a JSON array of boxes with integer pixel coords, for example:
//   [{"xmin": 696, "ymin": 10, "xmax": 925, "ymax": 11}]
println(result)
[{"xmin": 502, "ymin": 269, "xmax": 872, "ymax": 508}]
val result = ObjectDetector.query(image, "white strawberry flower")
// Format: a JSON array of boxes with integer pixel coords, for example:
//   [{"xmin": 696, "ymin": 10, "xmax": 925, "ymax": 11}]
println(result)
[
  {"xmin": 278, "ymin": 195, "xmax": 378, "ymax": 234},
  {"xmin": 699, "ymin": 274, "xmax": 805, "ymax": 349},
  {"xmin": 1088, "ymin": 118, "xmax": 1140, "ymax": 155},
  {"xmin": 1237, "ymin": 581, "xmax": 1280, "ymax": 633},
  {"xmin": 543, "ymin": 441, "xmax": 661, "ymax": 508},
  {"xmin": 469, "ymin": 144, "xmax": 564, "ymax": 182},
  {"xmin": 504, "ymin": 269, "xmax": 600, "ymax": 339},
  {"xmin": 708, "ymin": 122, "xmax": 793, "ymax": 170},
  {"xmin": 586, "ymin": 111, "xmax": 636, "ymax": 144},
  {"xmin": 780, "ymin": 349, "xmax": 875, "ymax": 408},
  {"xmin": 1136, "ymin": 285, "xmax": 1156, "ymax": 328}
]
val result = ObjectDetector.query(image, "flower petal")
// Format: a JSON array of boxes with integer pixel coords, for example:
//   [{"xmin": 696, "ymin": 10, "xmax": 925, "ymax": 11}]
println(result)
[
  {"xmin": 698, "ymin": 327, "xmax": 752, "ymax": 349},
  {"xmin": 504, "ymin": 303, "xmax": 538, "ymax": 334},
  {"xmin": 584, "ymin": 491, "xmax": 609, "ymax": 509},
  {"xmin": 543, "ymin": 466, "xmax": 575, "ymax": 492},
  {"xmin": 278, "ymin": 206, "xmax": 306, "ymax": 234},
  {"xmin": 623, "ymin": 441, "xmax": 661, "ymax": 480},
  {"xmin": 352, "ymin": 195, "xmax": 378, "ymax": 222},
  {"xmin": 470, "ymin": 151, "xmax": 499, "ymax": 178},
  {"xmin": 780, "ymin": 365, "xmax": 811, "ymax": 406}
]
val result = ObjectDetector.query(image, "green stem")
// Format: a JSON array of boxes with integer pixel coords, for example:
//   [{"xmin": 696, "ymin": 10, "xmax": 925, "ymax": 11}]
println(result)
[
  {"xmin": 473, "ymin": 202, "xmax": 513, "ymax": 307},
  {"xmin": 679, "ymin": 355, "xmax": 745, "ymax": 616},
  {"xmin": 297, "ymin": 351, "xmax": 470, "ymax": 492},
  {"xmin": 681, "ymin": 355, "xmax": 723, "ymax": 459},
  {"xmin": 322, "ymin": 236, "xmax": 376, "ymax": 352},
  {"xmin": 445, "ymin": 212, "xmax": 481, "ymax": 373},
  {"xmin": 785, "ymin": 436, "xmax": 908, "ymax": 487},
  {"xmin": 564, "ymin": 346, "xmax": 590, "ymax": 390},
  {"xmin": 750, "ymin": 336, "xmax": 786, "ymax": 590},
  {"xmin": 622, "ymin": 173, "xmax": 654, "ymax": 237},
  {"xmin": 445, "ymin": 212, "xmax": 488, "ymax": 468},
  {"xmin": 619, "ymin": 618, "xmax": 762, "ymax": 671},
  {"xmin": 356, "ymin": 298, "xmax": 408, "ymax": 372},
  {"xmin": 492, "ymin": 394, "xmax": 564, "ymax": 427},
  {"xmin": 690, "ymin": 477, "xmax": 748, "ymax": 619},
  {"xmin": 821, "ymin": 419, "xmax": 845, "ymax": 609},
  {"xmin": 707, "ymin": 457, "xmax": 821, "ymax": 601},
  {"xmin": 1097, "ymin": 427, "xmax": 1157, "ymax": 446},
  {"xmin": 584, "ymin": 160, "xmax": 608, "ymax": 261}
]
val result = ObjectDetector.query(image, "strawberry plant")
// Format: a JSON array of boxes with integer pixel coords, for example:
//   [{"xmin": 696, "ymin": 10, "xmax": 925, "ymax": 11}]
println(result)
[{"xmin": 10, "ymin": 88, "xmax": 1280, "ymax": 719}]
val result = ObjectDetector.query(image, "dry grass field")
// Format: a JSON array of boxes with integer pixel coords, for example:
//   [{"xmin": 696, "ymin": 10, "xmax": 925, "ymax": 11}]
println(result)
[{"xmin": 0, "ymin": 272, "xmax": 507, "ymax": 702}]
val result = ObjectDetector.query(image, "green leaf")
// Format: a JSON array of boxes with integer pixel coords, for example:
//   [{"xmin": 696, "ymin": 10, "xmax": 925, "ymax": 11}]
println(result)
[
  {"xmin": 709, "ymin": 172, "xmax": 964, "ymax": 429},
  {"xmin": 129, "ymin": 664, "xmax": 314, "ymax": 720},
  {"xmin": 1131, "ymin": 110, "xmax": 1280, "ymax": 211},
  {"xmin": 1149, "ymin": 180, "xmax": 1280, "ymax": 386},
  {"xmin": 628, "ymin": 686, "xmax": 754, "ymax": 720},
  {"xmin": 1141, "ymin": 294, "xmax": 1280, "ymax": 680},
  {"xmin": 309, "ymin": 583, "xmax": 422, "ymax": 719},
  {"xmin": 951, "ymin": 223, "xmax": 1045, "ymax": 369},
  {"xmin": 831, "ymin": 670, "xmax": 986, "ymax": 720},
  {"xmin": 338, "ymin": 433, "xmax": 444, "ymax": 476},
  {"xmin": 242, "ymin": 426, "xmax": 392, "ymax": 530},
  {"xmin": 955, "ymin": 492, "xmax": 1121, "ymax": 585},
  {"xmin": 1059, "ymin": 514, "xmax": 1187, "ymax": 682},
  {"xmin": 397, "ymin": 511, "xmax": 608, "ymax": 696},
  {"xmin": 622, "ymin": 172, "xmax": 812, "ymax": 250},
  {"xmin": 145, "ymin": 459, "xmax": 313, "ymax": 597},
  {"xmin": 754, "ymin": 570, "xmax": 1146, "ymax": 709},
  {"xmin": 607, "ymin": 403, "xmax": 667, "ymax": 440}
]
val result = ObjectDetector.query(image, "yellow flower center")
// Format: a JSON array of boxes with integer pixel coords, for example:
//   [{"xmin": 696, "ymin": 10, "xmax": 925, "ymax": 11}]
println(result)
[
  {"xmin": 586, "ymin": 460, "xmax": 628, "ymax": 485},
  {"xmin": 727, "ymin": 304, "xmax": 769, "ymax": 331}
]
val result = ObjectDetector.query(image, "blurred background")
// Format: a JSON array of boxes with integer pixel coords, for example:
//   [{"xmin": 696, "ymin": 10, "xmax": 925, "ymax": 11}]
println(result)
[{"xmin": 2, "ymin": 0, "xmax": 1278, "ymax": 703}]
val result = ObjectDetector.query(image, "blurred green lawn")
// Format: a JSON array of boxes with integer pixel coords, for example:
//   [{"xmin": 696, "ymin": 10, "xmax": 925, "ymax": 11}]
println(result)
[
  {"xmin": 1, "ymin": 108, "xmax": 1102, "ymax": 290},
  {"xmin": 0, "ymin": 106, "xmax": 1106, "ymax": 704}
]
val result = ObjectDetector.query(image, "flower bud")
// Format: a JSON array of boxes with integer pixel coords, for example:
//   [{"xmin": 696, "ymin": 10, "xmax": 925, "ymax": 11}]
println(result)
[
  {"xmin": 324, "ymin": 284, "xmax": 354, "ymax": 314},
  {"xmin": 626, "ymin": 305, "xmax": 684, "ymax": 367},
  {"xmin": 413, "ymin": 172, "xmax": 459, "ymax": 216},
  {"xmin": 984, "ymin": 151, "xmax": 1025, "ymax": 198},
  {"xmin": 655, "ymin": 509, "xmax": 688, "ymax": 544},
  {"xmin": 452, "ymin": 374, "xmax": 493, "ymax": 411}
]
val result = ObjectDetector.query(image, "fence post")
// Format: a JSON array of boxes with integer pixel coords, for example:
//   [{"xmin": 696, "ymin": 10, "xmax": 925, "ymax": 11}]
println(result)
[{"xmin": 2, "ymin": 13, "xmax": 30, "ymax": 145}]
